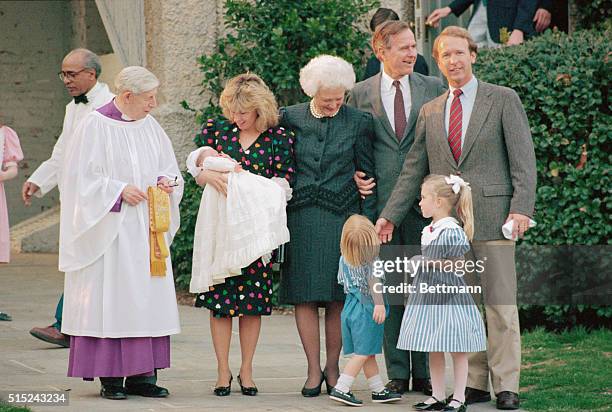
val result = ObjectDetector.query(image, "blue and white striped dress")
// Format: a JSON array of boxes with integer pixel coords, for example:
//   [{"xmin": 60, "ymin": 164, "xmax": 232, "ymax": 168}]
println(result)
[{"xmin": 396, "ymin": 217, "xmax": 486, "ymax": 352}]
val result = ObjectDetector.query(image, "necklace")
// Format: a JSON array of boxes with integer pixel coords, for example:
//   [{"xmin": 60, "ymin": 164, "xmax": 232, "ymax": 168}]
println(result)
[{"xmin": 309, "ymin": 99, "xmax": 340, "ymax": 119}]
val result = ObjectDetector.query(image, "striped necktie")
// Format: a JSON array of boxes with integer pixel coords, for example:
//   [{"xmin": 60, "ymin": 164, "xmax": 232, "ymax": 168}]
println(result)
[{"xmin": 448, "ymin": 89, "xmax": 463, "ymax": 163}]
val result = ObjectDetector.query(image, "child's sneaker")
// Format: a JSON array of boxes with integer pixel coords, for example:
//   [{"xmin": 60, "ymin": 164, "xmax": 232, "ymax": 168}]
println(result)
[
  {"xmin": 329, "ymin": 387, "xmax": 363, "ymax": 407},
  {"xmin": 372, "ymin": 388, "xmax": 402, "ymax": 403}
]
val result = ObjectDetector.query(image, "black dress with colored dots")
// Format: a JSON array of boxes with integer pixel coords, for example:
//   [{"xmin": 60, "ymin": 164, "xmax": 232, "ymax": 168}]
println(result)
[{"xmin": 193, "ymin": 118, "xmax": 295, "ymax": 317}]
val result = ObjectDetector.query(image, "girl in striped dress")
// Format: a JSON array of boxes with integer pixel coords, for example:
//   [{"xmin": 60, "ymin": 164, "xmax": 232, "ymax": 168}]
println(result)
[{"xmin": 396, "ymin": 175, "xmax": 486, "ymax": 412}]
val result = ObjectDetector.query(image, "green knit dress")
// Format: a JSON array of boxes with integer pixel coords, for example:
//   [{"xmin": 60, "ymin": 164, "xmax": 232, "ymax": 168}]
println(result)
[{"xmin": 279, "ymin": 103, "xmax": 377, "ymax": 305}]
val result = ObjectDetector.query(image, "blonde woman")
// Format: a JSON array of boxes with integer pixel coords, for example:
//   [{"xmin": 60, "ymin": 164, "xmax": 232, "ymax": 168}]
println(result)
[{"xmin": 190, "ymin": 73, "xmax": 295, "ymax": 396}]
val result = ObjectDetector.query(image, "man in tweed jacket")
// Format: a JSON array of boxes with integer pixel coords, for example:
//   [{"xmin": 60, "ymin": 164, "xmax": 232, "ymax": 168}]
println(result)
[
  {"xmin": 376, "ymin": 26, "xmax": 536, "ymax": 410},
  {"xmin": 347, "ymin": 20, "xmax": 446, "ymax": 396}
]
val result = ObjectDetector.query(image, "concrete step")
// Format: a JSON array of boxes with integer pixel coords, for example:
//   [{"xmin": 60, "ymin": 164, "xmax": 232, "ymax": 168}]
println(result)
[{"xmin": 10, "ymin": 205, "xmax": 60, "ymax": 253}]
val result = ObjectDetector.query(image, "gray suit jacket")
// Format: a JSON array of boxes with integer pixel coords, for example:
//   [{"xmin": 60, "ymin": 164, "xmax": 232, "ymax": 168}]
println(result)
[
  {"xmin": 381, "ymin": 80, "xmax": 537, "ymax": 241},
  {"xmin": 347, "ymin": 73, "xmax": 446, "ymax": 222}
]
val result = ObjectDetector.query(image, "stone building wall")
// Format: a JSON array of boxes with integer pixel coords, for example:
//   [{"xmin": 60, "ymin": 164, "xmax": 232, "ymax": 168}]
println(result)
[
  {"xmin": 0, "ymin": 1, "xmax": 72, "ymax": 224},
  {"xmin": 145, "ymin": 0, "xmax": 220, "ymax": 164}
]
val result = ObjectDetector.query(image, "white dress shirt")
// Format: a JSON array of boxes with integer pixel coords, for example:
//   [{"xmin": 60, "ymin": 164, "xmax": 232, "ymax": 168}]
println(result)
[
  {"xmin": 444, "ymin": 75, "xmax": 478, "ymax": 148},
  {"xmin": 28, "ymin": 82, "xmax": 114, "ymax": 196},
  {"xmin": 380, "ymin": 70, "xmax": 411, "ymax": 132}
]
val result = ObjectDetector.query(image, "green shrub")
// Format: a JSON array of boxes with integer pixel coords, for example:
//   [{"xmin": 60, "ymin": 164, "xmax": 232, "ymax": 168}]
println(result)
[
  {"xmin": 474, "ymin": 28, "xmax": 611, "ymax": 330},
  {"xmin": 173, "ymin": 0, "xmax": 379, "ymax": 290},
  {"xmin": 184, "ymin": 0, "xmax": 378, "ymax": 120},
  {"xmin": 574, "ymin": 0, "xmax": 612, "ymax": 30}
]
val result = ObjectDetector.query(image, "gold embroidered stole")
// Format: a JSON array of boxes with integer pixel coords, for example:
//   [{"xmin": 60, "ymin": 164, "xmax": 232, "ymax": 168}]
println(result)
[{"xmin": 148, "ymin": 186, "xmax": 170, "ymax": 276}]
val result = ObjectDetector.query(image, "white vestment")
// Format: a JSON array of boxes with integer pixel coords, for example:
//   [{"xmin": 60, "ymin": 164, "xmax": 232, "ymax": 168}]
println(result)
[
  {"xmin": 59, "ymin": 111, "xmax": 183, "ymax": 338},
  {"xmin": 188, "ymin": 154, "xmax": 290, "ymax": 293},
  {"xmin": 28, "ymin": 82, "xmax": 114, "ymax": 196}
]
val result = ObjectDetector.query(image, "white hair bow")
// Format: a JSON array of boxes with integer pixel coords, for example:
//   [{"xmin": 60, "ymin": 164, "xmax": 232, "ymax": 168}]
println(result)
[{"xmin": 445, "ymin": 174, "xmax": 469, "ymax": 194}]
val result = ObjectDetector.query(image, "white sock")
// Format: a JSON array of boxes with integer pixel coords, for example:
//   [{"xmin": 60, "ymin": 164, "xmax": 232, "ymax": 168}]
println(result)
[
  {"xmin": 334, "ymin": 374, "xmax": 355, "ymax": 393},
  {"xmin": 367, "ymin": 375, "xmax": 385, "ymax": 393}
]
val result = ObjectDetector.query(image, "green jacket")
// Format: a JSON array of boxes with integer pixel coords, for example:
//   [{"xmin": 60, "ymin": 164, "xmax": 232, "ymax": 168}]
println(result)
[{"xmin": 280, "ymin": 103, "xmax": 377, "ymax": 222}]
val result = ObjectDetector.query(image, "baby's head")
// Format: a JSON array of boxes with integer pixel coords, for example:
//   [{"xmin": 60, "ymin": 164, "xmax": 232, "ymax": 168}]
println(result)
[
  {"xmin": 196, "ymin": 147, "xmax": 220, "ymax": 167},
  {"xmin": 340, "ymin": 215, "xmax": 380, "ymax": 267}
]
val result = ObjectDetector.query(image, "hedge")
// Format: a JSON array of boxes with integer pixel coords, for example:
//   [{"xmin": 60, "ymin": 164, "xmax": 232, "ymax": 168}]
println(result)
[{"xmin": 474, "ymin": 28, "xmax": 611, "ymax": 330}]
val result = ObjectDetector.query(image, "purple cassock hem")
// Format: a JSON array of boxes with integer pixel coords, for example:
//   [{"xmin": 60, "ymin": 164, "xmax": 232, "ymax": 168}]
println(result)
[{"xmin": 68, "ymin": 336, "xmax": 171, "ymax": 380}]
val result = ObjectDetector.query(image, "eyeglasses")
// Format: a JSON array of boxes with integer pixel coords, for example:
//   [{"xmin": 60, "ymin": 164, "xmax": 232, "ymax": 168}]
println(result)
[{"xmin": 58, "ymin": 68, "xmax": 90, "ymax": 81}]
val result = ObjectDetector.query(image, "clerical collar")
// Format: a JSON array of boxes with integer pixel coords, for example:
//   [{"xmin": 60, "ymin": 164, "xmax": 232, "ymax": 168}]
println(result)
[{"xmin": 309, "ymin": 99, "xmax": 341, "ymax": 119}]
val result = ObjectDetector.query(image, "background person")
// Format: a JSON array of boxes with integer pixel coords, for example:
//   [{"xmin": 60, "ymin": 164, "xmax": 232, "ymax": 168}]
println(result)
[{"xmin": 25, "ymin": 49, "xmax": 114, "ymax": 348}]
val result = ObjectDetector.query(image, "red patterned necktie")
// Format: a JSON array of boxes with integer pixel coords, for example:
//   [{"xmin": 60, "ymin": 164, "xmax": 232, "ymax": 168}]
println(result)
[
  {"xmin": 393, "ymin": 80, "xmax": 406, "ymax": 140},
  {"xmin": 448, "ymin": 89, "xmax": 463, "ymax": 162}
]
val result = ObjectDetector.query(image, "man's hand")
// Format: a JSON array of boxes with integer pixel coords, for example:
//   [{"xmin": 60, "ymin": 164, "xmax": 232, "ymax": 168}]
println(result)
[
  {"xmin": 22, "ymin": 181, "xmax": 40, "ymax": 206},
  {"xmin": 354, "ymin": 171, "xmax": 375, "ymax": 199},
  {"xmin": 121, "ymin": 185, "xmax": 147, "ymax": 206},
  {"xmin": 375, "ymin": 217, "xmax": 395, "ymax": 244},
  {"xmin": 195, "ymin": 169, "xmax": 229, "ymax": 196},
  {"xmin": 157, "ymin": 177, "xmax": 175, "ymax": 194},
  {"xmin": 507, "ymin": 29, "xmax": 525, "ymax": 46},
  {"xmin": 373, "ymin": 304, "xmax": 386, "ymax": 324},
  {"xmin": 505, "ymin": 213, "xmax": 531, "ymax": 239},
  {"xmin": 533, "ymin": 8, "xmax": 552, "ymax": 32},
  {"xmin": 426, "ymin": 6, "xmax": 452, "ymax": 28}
]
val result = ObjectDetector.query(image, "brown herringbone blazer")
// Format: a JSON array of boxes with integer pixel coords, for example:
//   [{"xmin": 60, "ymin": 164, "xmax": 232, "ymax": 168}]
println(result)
[{"xmin": 381, "ymin": 80, "xmax": 537, "ymax": 240}]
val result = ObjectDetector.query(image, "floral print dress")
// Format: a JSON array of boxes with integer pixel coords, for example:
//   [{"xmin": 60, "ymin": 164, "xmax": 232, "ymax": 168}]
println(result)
[{"xmin": 194, "ymin": 118, "xmax": 295, "ymax": 317}]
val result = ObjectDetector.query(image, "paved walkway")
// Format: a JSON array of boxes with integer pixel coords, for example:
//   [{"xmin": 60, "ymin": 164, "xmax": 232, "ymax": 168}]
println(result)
[{"xmin": 0, "ymin": 253, "xmax": 511, "ymax": 411}]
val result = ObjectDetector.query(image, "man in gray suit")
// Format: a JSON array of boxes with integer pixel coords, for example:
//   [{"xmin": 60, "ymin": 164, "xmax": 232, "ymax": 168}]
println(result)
[
  {"xmin": 347, "ymin": 20, "xmax": 446, "ymax": 395},
  {"xmin": 376, "ymin": 26, "xmax": 536, "ymax": 410}
]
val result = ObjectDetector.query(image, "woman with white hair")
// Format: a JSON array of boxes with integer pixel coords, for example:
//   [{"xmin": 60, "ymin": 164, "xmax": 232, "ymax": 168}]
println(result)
[
  {"xmin": 278, "ymin": 55, "xmax": 377, "ymax": 396},
  {"xmin": 59, "ymin": 66, "xmax": 183, "ymax": 400}
]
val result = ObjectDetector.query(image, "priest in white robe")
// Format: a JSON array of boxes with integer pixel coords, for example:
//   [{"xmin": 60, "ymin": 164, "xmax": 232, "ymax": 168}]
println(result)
[{"xmin": 59, "ymin": 66, "xmax": 183, "ymax": 400}]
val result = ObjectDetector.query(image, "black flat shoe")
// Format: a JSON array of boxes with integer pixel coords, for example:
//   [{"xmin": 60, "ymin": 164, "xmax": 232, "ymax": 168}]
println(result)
[
  {"xmin": 100, "ymin": 385, "xmax": 127, "ymax": 400},
  {"xmin": 414, "ymin": 396, "xmax": 447, "ymax": 411},
  {"xmin": 125, "ymin": 383, "xmax": 169, "ymax": 398},
  {"xmin": 301, "ymin": 372, "xmax": 324, "ymax": 397},
  {"xmin": 237, "ymin": 374, "xmax": 258, "ymax": 396},
  {"xmin": 213, "ymin": 374, "xmax": 233, "ymax": 396},
  {"xmin": 444, "ymin": 398, "xmax": 467, "ymax": 411}
]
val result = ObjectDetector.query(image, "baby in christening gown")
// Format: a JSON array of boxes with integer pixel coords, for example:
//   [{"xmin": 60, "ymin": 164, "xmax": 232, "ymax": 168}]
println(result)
[{"xmin": 187, "ymin": 147, "xmax": 291, "ymax": 293}]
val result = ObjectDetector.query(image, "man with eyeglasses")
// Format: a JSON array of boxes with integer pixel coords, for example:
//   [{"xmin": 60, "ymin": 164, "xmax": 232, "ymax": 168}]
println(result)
[{"xmin": 24, "ymin": 48, "xmax": 114, "ymax": 348}]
